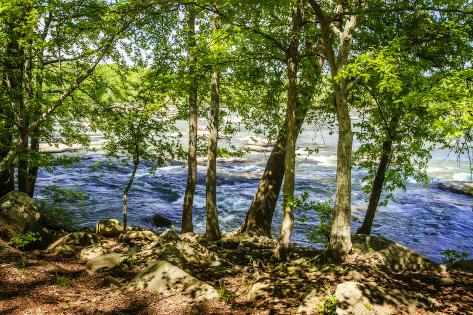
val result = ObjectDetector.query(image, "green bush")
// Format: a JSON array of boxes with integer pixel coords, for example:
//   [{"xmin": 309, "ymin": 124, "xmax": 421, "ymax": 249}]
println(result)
[
  {"xmin": 53, "ymin": 273, "xmax": 71, "ymax": 287},
  {"xmin": 314, "ymin": 295, "xmax": 338, "ymax": 315},
  {"xmin": 8, "ymin": 232, "xmax": 42, "ymax": 250},
  {"xmin": 217, "ymin": 285, "xmax": 237, "ymax": 304},
  {"xmin": 441, "ymin": 249, "xmax": 468, "ymax": 268},
  {"xmin": 36, "ymin": 185, "xmax": 87, "ymax": 229},
  {"xmin": 296, "ymin": 192, "xmax": 333, "ymax": 248}
]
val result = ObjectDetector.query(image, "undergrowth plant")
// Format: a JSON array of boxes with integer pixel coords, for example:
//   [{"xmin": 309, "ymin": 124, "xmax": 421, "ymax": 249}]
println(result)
[
  {"xmin": 8, "ymin": 232, "xmax": 42, "ymax": 250},
  {"xmin": 296, "ymin": 192, "xmax": 333, "ymax": 248}
]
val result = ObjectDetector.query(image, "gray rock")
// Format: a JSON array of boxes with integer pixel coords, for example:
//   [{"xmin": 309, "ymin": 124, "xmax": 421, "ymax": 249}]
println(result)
[
  {"xmin": 352, "ymin": 235, "xmax": 446, "ymax": 275},
  {"xmin": 47, "ymin": 231, "xmax": 101, "ymax": 257},
  {"xmin": 85, "ymin": 252, "xmax": 129, "ymax": 273},
  {"xmin": 438, "ymin": 181, "xmax": 473, "ymax": 197},
  {"xmin": 118, "ymin": 230, "xmax": 159, "ymax": 247},
  {"xmin": 96, "ymin": 219, "xmax": 124, "ymax": 237},
  {"xmin": 80, "ymin": 244, "xmax": 106, "ymax": 260},
  {"xmin": 335, "ymin": 281, "xmax": 391, "ymax": 315},
  {"xmin": 0, "ymin": 191, "xmax": 45, "ymax": 240},
  {"xmin": 151, "ymin": 213, "xmax": 172, "ymax": 227},
  {"xmin": 128, "ymin": 260, "xmax": 218, "ymax": 300}
]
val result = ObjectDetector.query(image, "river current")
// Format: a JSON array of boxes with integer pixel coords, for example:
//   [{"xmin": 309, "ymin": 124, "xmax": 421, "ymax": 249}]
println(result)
[{"xmin": 35, "ymin": 121, "xmax": 473, "ymax": 263}]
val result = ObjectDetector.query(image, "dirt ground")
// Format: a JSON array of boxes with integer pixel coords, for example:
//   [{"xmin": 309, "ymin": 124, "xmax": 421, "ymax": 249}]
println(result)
[{"xmin": 1, "ymin": 239, "xmax": 472, "ymax": 315}]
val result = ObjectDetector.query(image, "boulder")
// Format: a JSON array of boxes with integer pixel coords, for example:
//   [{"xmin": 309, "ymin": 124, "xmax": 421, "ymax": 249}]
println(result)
[
  {"xmin": 46, "ymin": 231, "xmax": 101, "ymax": 257},
  {"xmin": 438, "ymin": 181, "xmax": 473, "ymax": 197},
  {"xmin": 128, "ymin": 260, "xmax": 218, "ymax": 300},
  {"xmin": 297, "ymin": 282, "xmax": 393, "ymax": 315},
  {"xmin": 0, "ymin": 238, "xmax": 21, "ymax": 260},
  {"xmin": 118, "ymin": 230, "xmax": 159, "ymax": 247},
  {"xmin": 96, "ymin": 219, "xmax": 124, "ymax": 237},
  {"xmin": 0, "ymin": 191, "xmax": 45, "ymax": 240},
  {"xmin": 334, "ymin": 281, "xmax": 392, "ymax": 315},
  {"xmin": 85, "ymin": 252, "xmax": 129, "ymax": 273},
  {"xmin": 80, "ymin": 244, "xmax": 106, "ymax": 260},
  {"xmin": 151, "ymin": 213, "xmax": 172, "ymax": 227},
  {"xmin": 352, "ymin": 235, "xmax": 446, "ymax": 275},
  {"xmin": 451, "ymin": 259, "xmax": 473, "ymax": 273}
]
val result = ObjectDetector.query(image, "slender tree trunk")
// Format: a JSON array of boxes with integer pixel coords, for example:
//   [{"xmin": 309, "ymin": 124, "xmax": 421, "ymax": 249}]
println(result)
[
  {"xmin": 329, "ymin": 90, "xmax": 353, "ymax": 261},
  {"xmin": 357, "ymin": 139, "xmax": 393, "ymax": 235},
  {"xmin": 241, "ymin": 104, "xmax": 308, "ymax": 237},
  {"xmin": 123, "ymin": 147, "xmax": 139, "ymax": 232},
  {"xmin": 18, "ymin": 130, "xmax": 29, "ymax": 194},
  {"xmin": 205, "ymin": 18, "xmax": 222, "ymax": 241},
  {"xmin": 274, "ymin": 1, "xmax": 301, "ymax": 260},
  {"xmin": 181, "ymin": 7, "xmax": 198, "ymax": 233},
  {"xmin": 27, "ymin": 137, "xmax": 40, "ymax": 197}
]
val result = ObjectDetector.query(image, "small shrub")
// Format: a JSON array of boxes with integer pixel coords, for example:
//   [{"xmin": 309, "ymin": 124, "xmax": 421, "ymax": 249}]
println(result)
[
  {"xmin": 441, "ymin": 249, "xmax": 468, "ymax": 268},
  {"xmin": 217, "ymin": 285, "xmax": 237, "ymax": 304},
  {"xmin": 296, "ymin": 192, "xmax": 333, "ymax": 248},
  {"xmin": 15, "ymin": 255, "xmax": 28, "ymax": 269},
  {"xmin": 120, "ymin": 257, "xmax": 136, "ymax": 269},
  {"xmin": 8, "ymin": 232, "xmax": 42, "ymax": 250},
  {"xmin": 53, "ymin": 273, "xmax": 71, "ymax": 287},
  {"xmin": 36, "ymin": 185, "xmax": 87, "ymax": 229},
  {"xmin": 314, "ymin": 295, "xmax": 338, "ymax": 315}
]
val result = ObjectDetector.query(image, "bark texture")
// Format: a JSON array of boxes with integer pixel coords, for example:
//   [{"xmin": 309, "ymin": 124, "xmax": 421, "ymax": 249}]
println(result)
[
  {"xmin": 356, "ymin": 139, "xmax": 392, "ymax": 235},
  {"xmin": 274, "ymin": 2, "xmax": 301, "ymax": 259},
  {"xmin": 181, "ymin": 8, "xmax": 198, "ymax": 233},
  {"xmin": 205, "ymin": 19, "xmax": 222, "ymax": 241},
  {"xmin": 123, "ymin": 146, "xmax": 139, "ymax": 232}
]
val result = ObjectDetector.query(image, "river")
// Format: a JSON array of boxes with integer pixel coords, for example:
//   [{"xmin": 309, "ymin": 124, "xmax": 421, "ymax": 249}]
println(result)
[{"xmin": 35, "ymin": 119, "xmax": 473, "ymax": 263}]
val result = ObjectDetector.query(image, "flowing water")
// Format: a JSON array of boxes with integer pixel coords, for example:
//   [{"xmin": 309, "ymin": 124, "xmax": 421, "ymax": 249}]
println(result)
[{"xmin": 35, "ymin": 120, "xmax": 473, "ymax": 263}]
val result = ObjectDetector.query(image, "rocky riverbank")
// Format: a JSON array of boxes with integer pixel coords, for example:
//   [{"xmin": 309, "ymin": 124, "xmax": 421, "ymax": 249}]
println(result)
[{"xmin": 1, "ymin": 192, "xmax": 473, "ymax": 314}]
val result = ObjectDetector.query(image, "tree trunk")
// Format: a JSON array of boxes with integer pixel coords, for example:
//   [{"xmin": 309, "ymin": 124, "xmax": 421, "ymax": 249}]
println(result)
[
  {"xmin": 205, "ymin": 19, "xmax": 222, "ymax": 241},
  {"xmin": 274, "ymin": 1, "xmax": 301, "ymax": 260},
  {"xmin": 18, "ymin": 131, "xmax": 29, "ymax": 194},
  {"xmin": 27, "ymin": 137, "xmax": 40, "ymax": 197},
  {"xmin": 356, "ymin": 139, "xmax": 393, "ymax": 235},
  {"xmin": 241, "ymin": 104, "xmax": 308, "ymax": 237},
  {"xmin": 181, "ymin": 7, "xmax": 198, "ymax": 233},
  {"xmin": 329, "ymin": 90, "xmax": 353, "ymax": 262},
  {"xmin": 123, "ymin": 148, "xmax": 139, "ymax": 232}
]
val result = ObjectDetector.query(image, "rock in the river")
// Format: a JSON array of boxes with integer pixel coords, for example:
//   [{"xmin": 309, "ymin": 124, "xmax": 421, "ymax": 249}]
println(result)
[
  {"xmin": 96, "ymin": 219, "xmax": 124, "ymax": 237},
  {"xmin": 46, "ymin": 231, "xmax": 102, "ymax": 257},
  {"xmin": 151, "ymin": 213, "xmax": 172, "ymax": 227},
  {"xmin": 128, "ymin": 260, "xmax": 218, "ymax": 300},
  {"xmin": 0, "ymin": 191, "xmax": 46, "ymax": 240},
  {"xmin": 437, "ymin": 181, "xmax": 473, "ymax": 197},
  {"xmin": 352, "ymin": 235, "xmax": 446, "ymax": 275}
]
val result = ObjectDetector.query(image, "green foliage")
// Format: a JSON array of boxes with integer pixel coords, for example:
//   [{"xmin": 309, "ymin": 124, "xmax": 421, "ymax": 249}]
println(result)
[
  {"xmin": 37, "ymin": 185, "xmax": 87, "ymax": 229},
  {"xmin": 15, "ymin": 255, "xmax": 28, "ymax": 269},
  {"xmin": 8, "ymin": 232, "xmax": 41, "ymax": 250},
  {"xmin": 53, "ymin": 273, "xmax": 71, "ymax": 287},
  {"xmin": 296, "ymin": 193, "xmax": 333, "ymax": 247},
  {"xmin": 314, "ymin": 295, "xmax": 338, "ymax": 315},
  {"xmin": 441, "ymin": 249, "xmax": 468, "ymax": 268},
  {"xmin": 217, "ymin": 285, "xmax": 237, "ymax": 304},
  {"xmin": 120, "ymin": 256, "xmax": 136, "ymax": 269}
]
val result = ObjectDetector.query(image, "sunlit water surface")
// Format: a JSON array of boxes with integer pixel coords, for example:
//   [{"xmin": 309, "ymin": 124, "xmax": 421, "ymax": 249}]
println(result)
[{"xmin": 35, "ymin": 123, "xmax": 473, "ymax": 263}]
